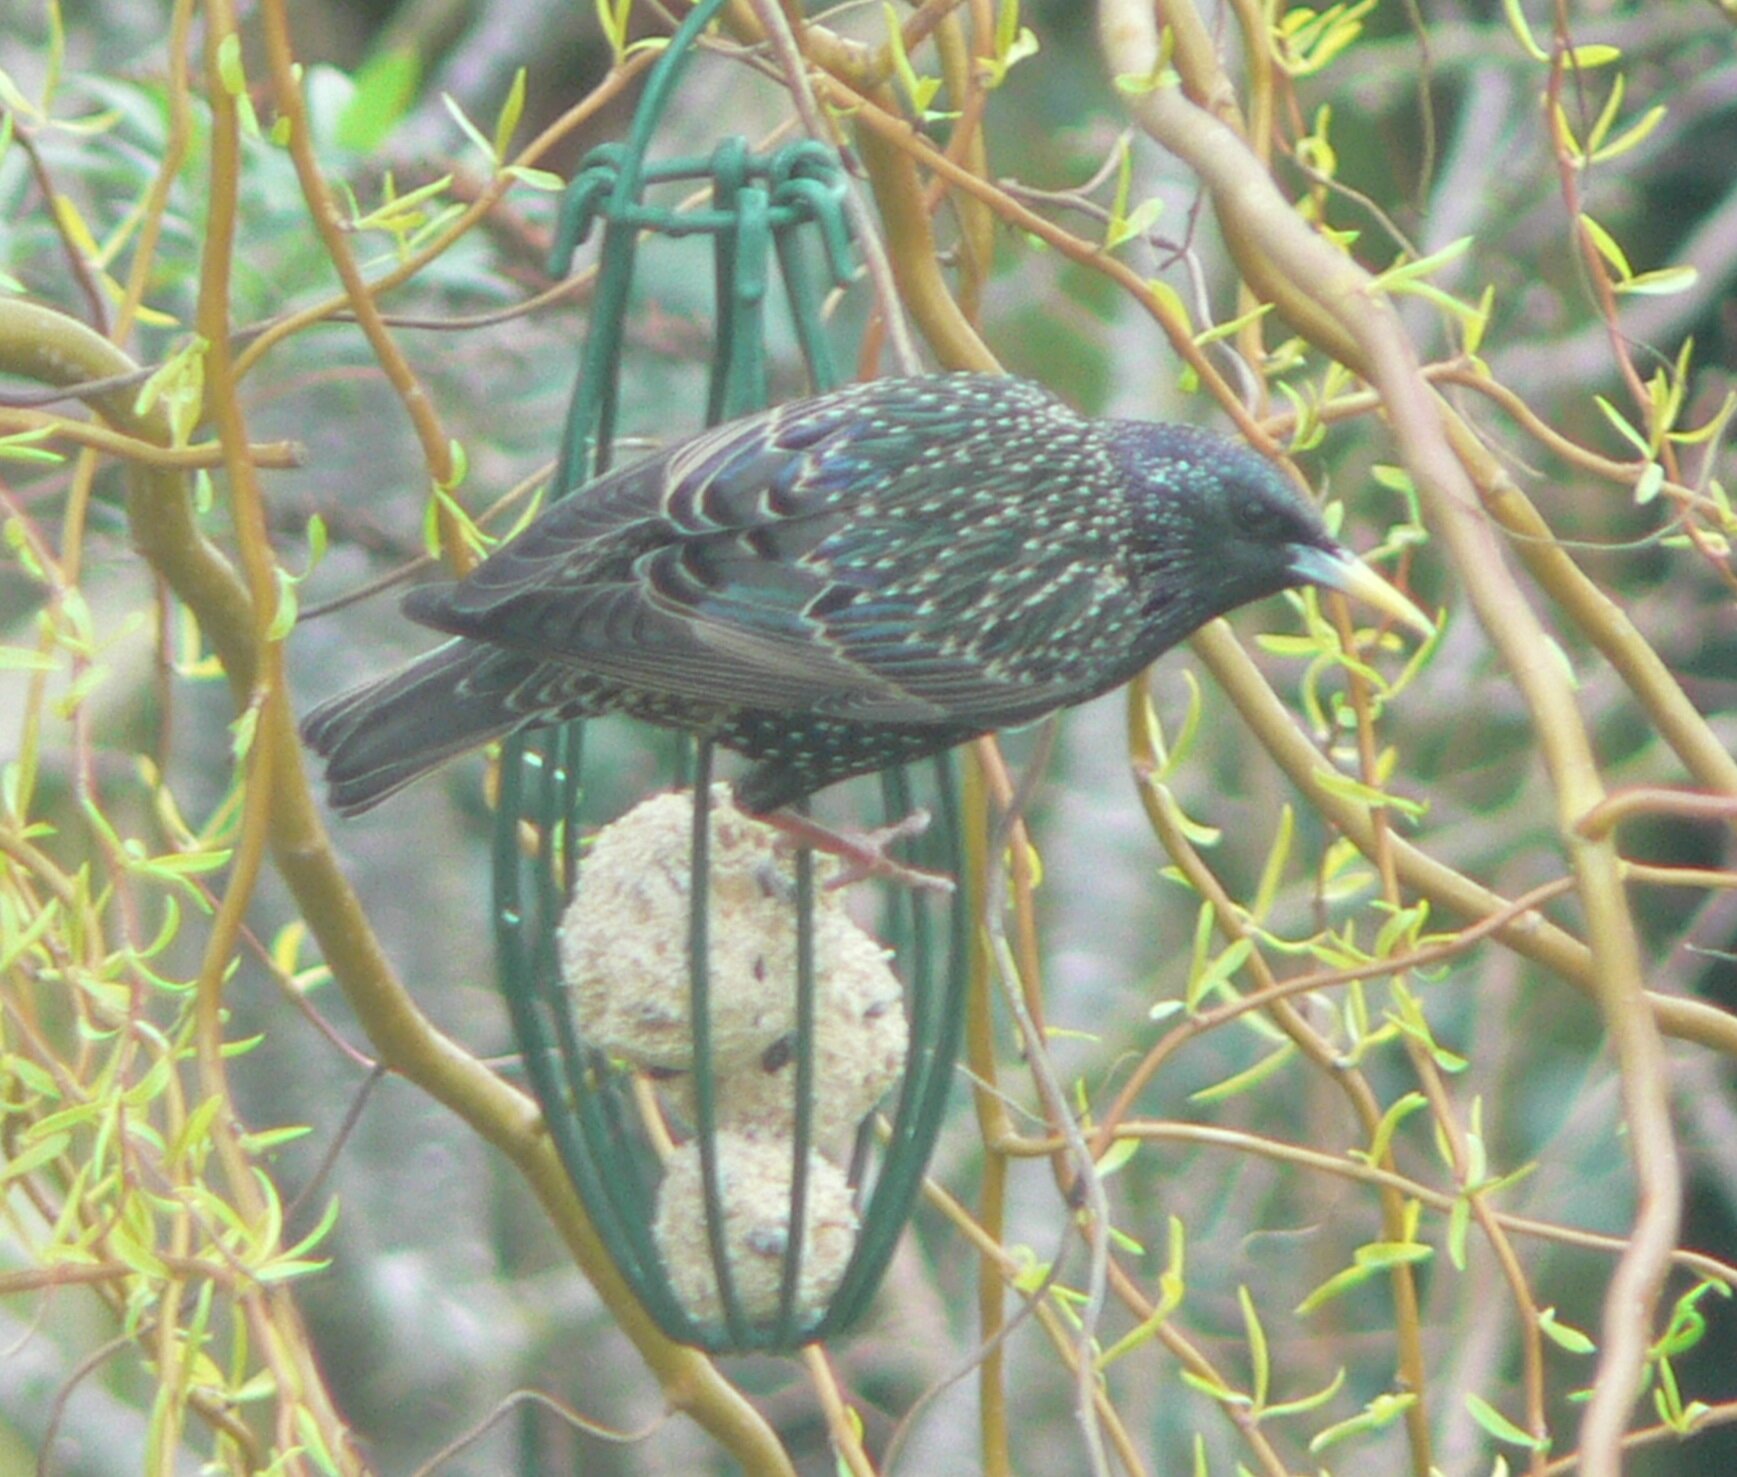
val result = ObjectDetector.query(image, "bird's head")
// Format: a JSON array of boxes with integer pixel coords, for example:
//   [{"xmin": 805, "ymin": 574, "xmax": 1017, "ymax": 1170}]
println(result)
[{"xmin": 1110, "ymin": 423, "xmax": 1432, "ymax": 642}]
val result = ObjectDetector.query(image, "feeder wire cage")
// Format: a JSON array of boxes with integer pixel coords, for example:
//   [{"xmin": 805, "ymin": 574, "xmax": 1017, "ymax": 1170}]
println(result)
[{"xmin": 489, "ymin": 0, "xmax": 971, "ymax": 1354}]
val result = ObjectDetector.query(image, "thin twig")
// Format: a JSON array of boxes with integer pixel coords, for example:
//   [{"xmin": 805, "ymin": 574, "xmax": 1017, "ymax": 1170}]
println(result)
[
  {"xmin": 977, "ymin": 724, "xmax": 1112, "ymax": 1477},
  {"xmin": 746, "ymin": 0, "xmax": 922, "ymax": 374}
]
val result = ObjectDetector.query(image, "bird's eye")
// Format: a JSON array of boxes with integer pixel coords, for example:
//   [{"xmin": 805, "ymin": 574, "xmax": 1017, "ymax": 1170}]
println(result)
[{"xmin": 1234, "ymin": 496, "xmax": 1280, "ymax": 534}]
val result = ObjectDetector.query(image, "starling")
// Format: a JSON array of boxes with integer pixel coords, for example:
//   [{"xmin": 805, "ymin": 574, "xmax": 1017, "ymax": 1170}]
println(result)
[{"xmin": 301, "ymin": 374, "xmax": 1428, "ymax": 817}]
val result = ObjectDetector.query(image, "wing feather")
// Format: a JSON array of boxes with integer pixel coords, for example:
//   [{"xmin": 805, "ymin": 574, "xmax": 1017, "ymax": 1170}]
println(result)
[{"xmin": 401, "ymin": 376, "xmax": 1123, "ymax": 727}]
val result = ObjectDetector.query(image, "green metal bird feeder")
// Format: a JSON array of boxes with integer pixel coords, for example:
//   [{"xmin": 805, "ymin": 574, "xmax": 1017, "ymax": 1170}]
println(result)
[{"xmin": 491, "ymin": 0, "xmax": 969, "ymax": 1353}]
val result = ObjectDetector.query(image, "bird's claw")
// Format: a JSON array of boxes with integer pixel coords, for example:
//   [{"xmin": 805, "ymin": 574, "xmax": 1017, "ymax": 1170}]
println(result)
[{"xmin": 766, "ymin": 807, "xmax": 955, "ymax": 894}]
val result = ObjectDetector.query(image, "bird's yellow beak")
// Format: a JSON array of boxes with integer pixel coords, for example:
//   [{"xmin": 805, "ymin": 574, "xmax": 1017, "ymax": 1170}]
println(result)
[{"xmin": 1287, "ymin": 544, "xmax": 1436, "ymax": 638}]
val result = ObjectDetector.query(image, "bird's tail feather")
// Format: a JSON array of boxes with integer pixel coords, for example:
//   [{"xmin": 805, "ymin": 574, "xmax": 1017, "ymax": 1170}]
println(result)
[{"xmin": 300, "ymin": 640, "xmax": 547, "ymax": 815}]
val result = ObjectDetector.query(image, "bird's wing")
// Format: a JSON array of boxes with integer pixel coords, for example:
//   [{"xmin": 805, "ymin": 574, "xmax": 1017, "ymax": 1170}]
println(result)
[{"xmin": 405, "ymin": 378, "xmax": 1122, "ymax": 725}]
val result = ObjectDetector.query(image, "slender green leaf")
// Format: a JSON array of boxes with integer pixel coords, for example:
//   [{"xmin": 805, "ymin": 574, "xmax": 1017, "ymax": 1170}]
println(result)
[{"xmin": 336, "ymin": 47, "xmax": 420, "ymax": 152}]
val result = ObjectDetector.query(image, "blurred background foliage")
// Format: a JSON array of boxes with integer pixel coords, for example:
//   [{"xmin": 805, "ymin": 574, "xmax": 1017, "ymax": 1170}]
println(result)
[{"xmin": 1, "ymin": 1, "xmax": 1735, "ymax": 1474}]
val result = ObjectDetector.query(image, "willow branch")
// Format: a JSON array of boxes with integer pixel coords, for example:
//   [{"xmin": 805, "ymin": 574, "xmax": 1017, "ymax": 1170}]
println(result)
[
  {"xmin": 0, "ymin": 409, "xmax": 301, "ymax": 469},
  {"xmin": 0, "ymin": 293, "xmax": 797, "ymax": 1477},
  {"xmin": 1098, "ymin": 5, "xmax": 1678, "ymax": 1468}
]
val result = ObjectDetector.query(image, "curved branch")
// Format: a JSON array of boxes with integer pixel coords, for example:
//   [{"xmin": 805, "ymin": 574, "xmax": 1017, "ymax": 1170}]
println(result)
[
  {"xmin": 0, "ymin": 295, "xmax": 797, "ymax": 1477},
  {"xmin": 1098, "ymin": 5, "xmax": 1681, "ymax": 1470}
]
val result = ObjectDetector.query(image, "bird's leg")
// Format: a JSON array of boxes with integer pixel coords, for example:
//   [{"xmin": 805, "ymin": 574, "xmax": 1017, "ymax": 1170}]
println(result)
[{"xmin": 762, "ymin": 807, "xmax": 955, "ymax": 894}]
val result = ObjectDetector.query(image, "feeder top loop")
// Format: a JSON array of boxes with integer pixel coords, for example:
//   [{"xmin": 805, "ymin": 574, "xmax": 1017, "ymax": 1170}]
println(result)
[{"xmin": 548, "ymin": 139, "xmax": 856, "ymax": 285}]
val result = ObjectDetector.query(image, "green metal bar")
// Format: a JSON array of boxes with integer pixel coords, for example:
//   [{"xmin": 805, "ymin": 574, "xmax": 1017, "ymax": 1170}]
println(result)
[
  {"xmin": 775, "ymin": 222, "xmax": 839, "ymax": 395},
  {"xmin": 686, "ymin": 744, "xmax": 751, "ymax": 1345},
  {"xmin": 584, "ymin": 200, "xmax": 828, "ymax": 234},
  {"xmin": 492, "ymin": 738, "xmax": 656, "ymax": 1297},
  {"xmin": 704, "ymin": 137, "xmax": 750, "ymax": 427},
  {"xmin": 814, "ymin": 754, "xmax": 968, "ymax": 1337},
  {"xmin": 774, "ymin": 840, "xmax": 819, "ymax": 1341},
  {"xmin": 723, "ymin": 183, "xmax": 772, "ymax": 420},
  {"xmin": 550, "ymin": 0, "xmax": 735, "ymax": 490}
]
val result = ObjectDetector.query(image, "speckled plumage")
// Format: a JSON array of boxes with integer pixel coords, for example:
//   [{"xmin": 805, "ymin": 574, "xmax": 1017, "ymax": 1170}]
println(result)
[{"xmin": 301, "ymin": 374, "xmax": 1373, "ymax": 815}]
